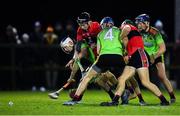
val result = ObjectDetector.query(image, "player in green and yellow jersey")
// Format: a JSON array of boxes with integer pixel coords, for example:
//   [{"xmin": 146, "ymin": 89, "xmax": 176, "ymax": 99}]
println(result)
[{"xmin": 135, "ymin": 14, "xmax": 176, "ymax": 103}]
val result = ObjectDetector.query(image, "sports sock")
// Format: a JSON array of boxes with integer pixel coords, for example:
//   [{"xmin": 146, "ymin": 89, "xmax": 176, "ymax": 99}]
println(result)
[
  {"xmin": 113, "ymin": 95, "xmax": 120, "ymax": 102},
  {"xmin": 169, "ymin": 92, "xmax": 176, "ymax": 99},
  {"xmin": 137, "ymin": 93, "xmax": 144, "ymax": 101},
  {"xmin": 73, "ymin": 94, "xmax": 82, "ymax": 101},
  {"xmin": 158, "ymin": 94, "xmax": 168, "ymax": 103},
  {"xmin": 108, "ymin": 89, "xmax": 115, "ymax": 100}
]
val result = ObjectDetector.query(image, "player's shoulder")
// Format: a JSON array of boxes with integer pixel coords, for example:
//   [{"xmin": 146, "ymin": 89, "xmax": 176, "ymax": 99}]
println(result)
[
  {"xmin": 112, "ymin": 26, "xmax": 119, "ymax": 29},
  {"xmin": 91, "ymin": 21, "xmax": 100, "ymax": 25},
  {"xmin": 149, "ymin": 26, "xmax": 160, "ymax": 35},
  {"xmin": 77, "ymin": 27, "xmax": 83, "ymax": 33},
  {"xmin": 112, "ymin": 26, "xmax": 121, "ymax": 31},
  {"xmin": 90, "ymin": 21, "xmax": 100, "ymax": 27}
]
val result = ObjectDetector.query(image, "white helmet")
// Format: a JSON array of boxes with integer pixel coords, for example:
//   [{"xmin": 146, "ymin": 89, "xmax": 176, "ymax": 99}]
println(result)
[{"xmin": 60, "ymin": 37, "xmax": 74, "ymax": 54}]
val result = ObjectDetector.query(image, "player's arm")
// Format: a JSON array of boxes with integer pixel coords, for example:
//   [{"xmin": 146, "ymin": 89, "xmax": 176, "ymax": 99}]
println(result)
[
  {"xmin": 90, "ymin": 22, "xmax": 101, "ymax": 37},
  {"xmin": 121, "ymin": 37, "xmax": 129, "ymax": 63},
  {"xmin": 67, "ymin": 60, "xmax": 80, "ymax": 82},
  {"xmin": 66, "ymin": 28, "xmax": 84, "ymax": 69},
  {"xmin": 97, "ymin": 37, "xmax": 100, "ymax": 55},
  {"xmin": 154, "ymin": 33, "xmax": 166, "ymax": 59},
  {"xmin": 65, "ymin": 49, "xmax": 77, "ymax": 69},
  {"xmin": 122, "ymin": 37, "xmax": 128, "ymax": 49},
  {"xmin": 120, "ymin": 25, "xmax": 131, "ymax": 39},
  {"xmin": 76, "ymin": 27, "xmax": 84, "ymax": 41}
]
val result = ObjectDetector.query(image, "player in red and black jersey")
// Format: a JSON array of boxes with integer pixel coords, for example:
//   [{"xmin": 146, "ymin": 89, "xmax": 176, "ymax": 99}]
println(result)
[
  {"xmin": 101, "ymin": 19, "xmax": 169, "ymax": 106},
  {"xmin": 66, "ymin": 12, "xmax": 101, "ymax": 82}
]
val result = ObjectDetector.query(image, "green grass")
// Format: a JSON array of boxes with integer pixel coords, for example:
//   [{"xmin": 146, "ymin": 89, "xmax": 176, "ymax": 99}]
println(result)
[{"xmin": 0, "ymin": 90, "xmax": 179, "ymax": 115}]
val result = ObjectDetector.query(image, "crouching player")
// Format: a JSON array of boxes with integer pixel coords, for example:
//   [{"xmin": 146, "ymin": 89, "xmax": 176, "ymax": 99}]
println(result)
[
  {"xmin": 50, "ymin": 13, "xmax": 120, "ymax": 101},
  {"xmin": 49, "ymin": 35, "xmax": 118, "ymax": 101}
]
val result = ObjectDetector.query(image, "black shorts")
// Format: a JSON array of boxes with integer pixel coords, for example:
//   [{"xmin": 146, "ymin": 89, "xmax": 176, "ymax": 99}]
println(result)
[
  {"xmin": 92, "ymin": 54, "xmax": 125, "ymax": 77},
  {"xmin": 75, "ymin": 40, "xmax": 88, "ymax": 53},
  {"xmin": 154, "ymin": 55, "xmax": 164, "ymax": 65},
  {"xmin": 80, "ymin": 58, "xmax": 93, "ymax": 70},
  {"xmin": 128, "ymin": 48, "xmax": 149, "ymax": 69}
]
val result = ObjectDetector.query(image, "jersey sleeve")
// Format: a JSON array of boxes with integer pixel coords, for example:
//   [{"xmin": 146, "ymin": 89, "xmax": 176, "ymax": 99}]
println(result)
[
  {"xmin": 76, "ymin": 27, "xmax": 83, "ymax": 41},
  {"xmin": 90, "ymin": 22, "xmax": 101, "ymax": 37},
  {"xmin": 96, "ymin": 33, "xmax": 101, "ymax": 54},
  {"xmin": 97, "ymin": 34, "xmax": 100, "ymax": 46},
  {"xmin": 155, "ymin": 32, "xmax": 164, "ymax": 45}
]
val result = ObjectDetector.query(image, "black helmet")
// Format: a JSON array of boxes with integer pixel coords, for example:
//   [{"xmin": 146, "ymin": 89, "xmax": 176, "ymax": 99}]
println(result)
[
  {"xmin": 77, "ymin": 12, "xmax": 90, "ymax": 24},
  {"xmin": 135, "ymin": 14, "xmax": 150, "ymax": 24},
  {"xmin": 122, "ymin": 19, "xmax": 135, "ymax": 26}
]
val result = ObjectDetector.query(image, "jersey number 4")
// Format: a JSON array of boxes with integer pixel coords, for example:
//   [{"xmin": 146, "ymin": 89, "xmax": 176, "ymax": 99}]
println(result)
[{"xmin": 104, "ymin": 28, "xmax": 114, "ymax": 41}]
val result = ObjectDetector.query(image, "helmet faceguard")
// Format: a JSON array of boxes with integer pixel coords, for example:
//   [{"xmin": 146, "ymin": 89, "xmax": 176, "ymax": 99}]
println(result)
[
  {"xmin": 135, "ymin": 14, "xmax": 150, "ymax": 31},
  {"xmin": 135, "ymin": 14, "xmax": 150, "ymax": 24}
]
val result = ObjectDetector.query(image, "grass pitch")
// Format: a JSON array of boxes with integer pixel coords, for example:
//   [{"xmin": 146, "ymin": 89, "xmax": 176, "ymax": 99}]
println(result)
[{"xmin": 0, "ymin": 90, "xmax": 179, "ymax": 115}]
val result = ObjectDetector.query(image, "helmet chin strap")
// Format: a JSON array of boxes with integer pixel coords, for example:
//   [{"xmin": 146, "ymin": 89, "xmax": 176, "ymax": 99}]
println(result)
[
  {"xmin": 145, "ymin": 22, "xmax": 150, "ymax": 32},
  {"xmin": 145, "ymin": 25, "xmax": 150, "ymax": 32}
]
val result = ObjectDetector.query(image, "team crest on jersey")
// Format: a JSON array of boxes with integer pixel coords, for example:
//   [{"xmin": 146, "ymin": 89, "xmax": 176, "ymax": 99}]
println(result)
[{"xmin": 144, "ymin": 42, "xmax": 153, "ymax": 47}]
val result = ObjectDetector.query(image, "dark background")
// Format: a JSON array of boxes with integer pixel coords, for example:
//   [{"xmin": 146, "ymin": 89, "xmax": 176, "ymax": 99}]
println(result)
[
  {"xmin": 0, "ymin": 0, "xmax": 178, "ymax": 90},
  {"xmin": 0, "ymin": 0, "xmax": 174, "ymax": 42}
]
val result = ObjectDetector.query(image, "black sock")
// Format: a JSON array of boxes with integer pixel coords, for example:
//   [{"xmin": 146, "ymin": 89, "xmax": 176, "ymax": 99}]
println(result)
[
  {"xmin": 108, "ymin": 89, "xmax": 115, "ymax": 100},
  {"xmin": 158, "ymin": 94, "xmax": 168, "ymax": 103},
  {"xmin": 169, "ymin": 92, "xmax": 176, "ymax": 99},
  {"xmin": 137, "ymin": 94, "xmax": 144, "ymax": 102},
  {"xmin": 113, "ymin": 95, "xmax": 120, "ymax": 102}
]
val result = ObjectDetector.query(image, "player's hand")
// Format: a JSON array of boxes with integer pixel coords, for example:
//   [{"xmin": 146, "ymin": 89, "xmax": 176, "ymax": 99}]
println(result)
[
  {"xmin": 124, "ymin": 55, "xmax": 129, "ymax": 64},
  {"xmin": 65, "ymin": 59, "xmax": 74, "ymax": 70},
  {"xmin": 90, "ymin": 43, "xmax": 96, "ymax": 49},
  {"xmin": 67, "ymin": 78, "xmax": 76, "ymax": 83},
  {"xmin": 150, "ymin": 55, "xmax": 155, "ymax": 64}
]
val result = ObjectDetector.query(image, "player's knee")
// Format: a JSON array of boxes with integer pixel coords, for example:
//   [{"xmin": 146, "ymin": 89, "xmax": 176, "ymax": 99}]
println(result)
[
  {"xmin": 118, "ymin": 77, "xmax": 126, "ymax": 84},
  {"xmin": 141, "ymin": 80, "xmax": 150, "ymax": 88},
  {"xmin": 95, "ymin": 78, "xmax": 103, "ymax": 85}
]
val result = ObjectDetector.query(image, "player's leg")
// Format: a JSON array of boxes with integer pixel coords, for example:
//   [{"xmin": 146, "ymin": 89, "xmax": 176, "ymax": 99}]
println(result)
[
  {"xmin": 105, "ymin": 71, "xmax": 118, "ymax": 86},
  {"xmin": 95, "ymin": 71, "xmax": 118, "ymax": 100},
  {"xmin": 100, "ymin": 66, "xmax": 136, "ymax": 106},
  {"xmin": 126, "ymin": 80, "xmax": 136, "ymax": 99},
  {"xmin": 95, "ymin": 74, "xmax": 115, "ymax": 100},
  {"xmin": 113, "ymin": 66, "xmax": 136, "ymax": 100},
  {"xmin": 128, "ymin": 76, "xmax": 146, "ymax": 105},
  {"xmin": 98, "ymin": 66, "xmax": 135, "ymax": 106},
  {"xmin": 72, "ymin": 66, "xmax": 98, "ymax": 100},
  {"xmin": 63, "ymin": 66, "xmax": 99, "ymax": 105},
  {"xmin": 156, "ymin": 62, "xmax": 176, "ymax": 103},
  {"xmin": 137, "ymin": 67, "xmax": 169, "ymax": 105},
  {"xmin": 67, "ymin": 60, "xmax": 80, "ymax": 82},
  {"xmin": 98, "ymin": 70, "xmax": 131, "ymax": 105}
]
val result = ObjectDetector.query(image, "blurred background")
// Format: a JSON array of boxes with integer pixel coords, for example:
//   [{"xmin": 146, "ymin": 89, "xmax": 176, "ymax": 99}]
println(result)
[{"xmin": 0, "ymin": 0, "xmax": 179, "ymax": 91}]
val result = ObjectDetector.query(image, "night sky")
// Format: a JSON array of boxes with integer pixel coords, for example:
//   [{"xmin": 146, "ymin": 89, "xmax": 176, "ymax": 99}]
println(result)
[{"xmin": 0, "ymin": 0, "xmax": 174, "ymax": 42}]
